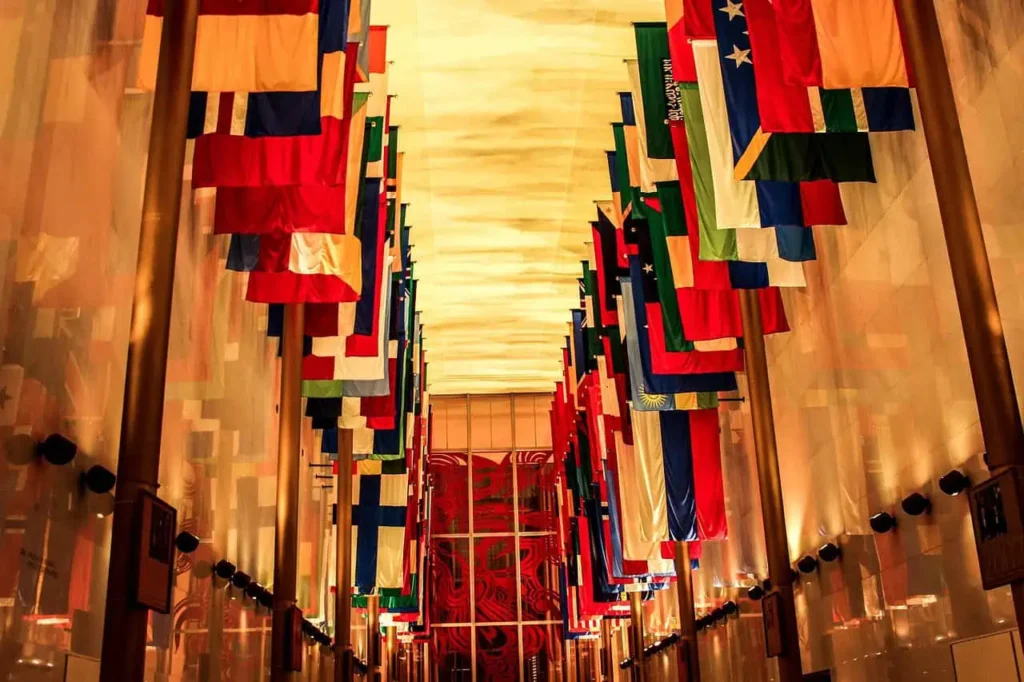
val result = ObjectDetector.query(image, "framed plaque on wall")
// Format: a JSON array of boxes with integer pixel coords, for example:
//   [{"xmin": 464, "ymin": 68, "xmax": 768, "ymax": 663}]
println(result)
[{"xmin": 131, "ymin": 491, "xmax": 177, "ymax": 613}]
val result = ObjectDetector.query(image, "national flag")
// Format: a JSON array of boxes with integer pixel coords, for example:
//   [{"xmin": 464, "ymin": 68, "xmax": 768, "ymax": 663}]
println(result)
[
  {"xmin": 620, "ymin": 265, "xmax": 739, "ymax": 400},
  {"xmin": 232, "ymin": 231, "xmax": 363, "ymax": 304},
  {"xmin": 183, "ymin": 0, "xmax": 350, "ymax": 140},
  {"xmin": 705, "ymin": 5, "xmax": 878, "ymax": 185},
  {"xmin": 138, "ymin": 0, "xmax": 320, "ymax": 93},
  {"xmin": 607, "ymin": 436, "xmax": 675, "ymax": 574},
  {"xmin": 718, "ymin": 0, "xmax": 916, "ymax": 136},
  {"xmin": 771, "ymin": 0, "xmax": 914, "ymax": 90},
  {"xmin": 633, "ymin": 23, "xmax": 679, "ymax": 160},
  {"xmin": 190, "ymin": 24, "xmax": 384, "ymax": 188},
  {"xmin": 349, "ymin": 0, "xmax": 374, "ymax": 82},
  {"xmin": 623, "ymin": 69, "xmax": 677, "ymax": 192},
  {"xmin": 634, "ymin": 186, "xmax": 791, "ymax": 352},
  {"xmin": 352, "ymin": 459, "xmax": 409, "ymax": 591}
]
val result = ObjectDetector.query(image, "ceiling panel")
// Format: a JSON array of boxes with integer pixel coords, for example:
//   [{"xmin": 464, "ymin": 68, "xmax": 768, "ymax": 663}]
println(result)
[{"xmin": 373, "ymin": 0, "xmax": 665, "ymax": 394}]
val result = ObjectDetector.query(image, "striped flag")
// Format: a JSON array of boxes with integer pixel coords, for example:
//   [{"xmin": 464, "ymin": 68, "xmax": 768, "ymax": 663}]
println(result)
[{"xmin": 138, "ymin": 0, "xmax": 320, "ymax": 93}]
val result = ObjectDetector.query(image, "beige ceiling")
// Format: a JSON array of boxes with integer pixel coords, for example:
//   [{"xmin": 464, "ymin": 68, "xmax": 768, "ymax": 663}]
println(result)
[{"xmin": 372, "ymin": 0, "xmax": 665, "ymax": 395}]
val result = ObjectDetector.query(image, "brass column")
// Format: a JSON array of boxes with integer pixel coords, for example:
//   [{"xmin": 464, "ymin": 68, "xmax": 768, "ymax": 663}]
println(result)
[
  {"xmin": 335, "ymin": 428, "xmax": 355, "ymax": 682},
  {"xmin": 738, "ymin": 290, "xmax": 803, "ymax": 681},
  {"xmin": 385, "ymin": 625, "xmax": 397, "ymax": 681},
  {"xmin": 97, "ymin": 0, "xmax": 199, "ymax": 680},
  {"xmin": 898, "ymin": 0, "xmax": 1024, "ymax": 628},
  {"xmin": 367, "ymin": 594, "xmax": 381, "ymax": 681},
  {"xmin": 897, "ymin": 0, "xmax": 1024, "ymax": 470},
  {"xmin": 601, "ymin": 619, "xmax": 614, "ymax": 682},
  {"xmin": 629, "ymin": 591, "xmax": 646, "ymax": 682},
  {"xmin": 271, "ymin": 303, "xmax": 306, "ymax": 682},
  {"xmin": 672, "ymin": 542, "xmax": 700, "ymax": 682}
]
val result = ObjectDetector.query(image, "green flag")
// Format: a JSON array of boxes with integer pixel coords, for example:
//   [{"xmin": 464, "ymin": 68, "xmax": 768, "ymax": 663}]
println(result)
[
  {"xmin": 678, "ymin": 83, "xmax": 738, "ymax": 262},
  {"xmin": 634, "ymin": 22, "xmax": 677, "ymax": 160}
]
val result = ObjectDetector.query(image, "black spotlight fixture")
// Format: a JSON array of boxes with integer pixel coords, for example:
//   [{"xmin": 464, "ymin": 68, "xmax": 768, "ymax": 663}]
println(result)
[
  {"xmin": 869, "ymin": 511, "xmax": 897, "ymax": 534},
  {"xmin": 231, "ymin": 571, "xmax": 252, "ymax": 590},
  {"xmin": 762, "ymin": 579, "xmax": 772, "ymax": 592},
  {"xmin": 38, "ymin": 434, "xmax": 77, "ymax": 466},
  {"xmin": 258, "ymin": 589, "xmax": 273, "ymax": 609},
  {"xmin": 244, "ymin": 582, "xmax": 264, "ymax": 600},
  {"xmin": 901, "ymin": 492, "xmax": 931, "ymax": 516},
  {"xmin": 796, "ymin": 555, "xmax": 819, "ymax": 574},
  {"xmin": 939, "ymin": 470, "xmax": 971, "ymax": 497},
  {"xmin": 214, "ymin": 560, "xmax": 236, "ymax": 580},
  {"xmin": 83, "ymin": 465, "xmax": 116, "ymax": 494},
  {"xmin": 302, "ymin": 620, "xmax": 315, "ymax": 637},
  {"xmin": 710, "ymin": 607, "xmax": 725, "ymax": 623},
  {"xmin": 175, "ymin": 532, "xmax": 200, "ymax": 554},
  {"xmin": 722, "ymin": 601, "xmax": 738, "ymax": 616},
  {"xmin": 818, "ymin": 542, "xmax": 841, "ymax": 563},
  {"xmin": 747, "ymin": 584, "xmax": 765, "ymax": 601}
]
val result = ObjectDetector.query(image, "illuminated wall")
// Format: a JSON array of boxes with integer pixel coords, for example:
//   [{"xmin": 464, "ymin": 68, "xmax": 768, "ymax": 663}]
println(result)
[
  {"xmin": 695, "ymin": 2, "xmax": 1024, "ymax": 682},
  {"xmin": 427, "ymin": 394, "xmax": 562, "ymax": 682},
  {"xmin": 0, "ymin": 1, "xmax": 332, "ymax": 679}
]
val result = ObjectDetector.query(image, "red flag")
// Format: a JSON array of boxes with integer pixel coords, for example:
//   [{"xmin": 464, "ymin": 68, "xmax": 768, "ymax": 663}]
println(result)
[{"xmin": 745, "ymin": 0, "xmax": 816, "ymax": 133}]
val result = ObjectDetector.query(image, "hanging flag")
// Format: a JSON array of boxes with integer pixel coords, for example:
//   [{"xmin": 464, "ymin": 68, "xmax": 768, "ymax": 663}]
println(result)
[
  {"xmin": 707, "ymin": 4, "xmax": 878, "ymax": 185},
  {"xmin": 183, "ymin": 0, "xmax": 352, "ymax": 140},
  {"xmin": 138, "ymin": 0, "xmax": 320, "ymax": 93},
  {"xmin": 619, "ymin": 273, "xmax": 736, "ymax": 405},
  {"xmin": 352, "ymin": 459, "xmax": 409, "ymax": 591},
  {"xmin": 772, "ymin": 0, "xmax": 912, "ymax": 90},
  {"xmin": 625, "ymin": 63, "xmax": 678, "ymax": 191},
  {"xmin": 633, "ymin": 23, "xmax": 678, "ymax": 160}
]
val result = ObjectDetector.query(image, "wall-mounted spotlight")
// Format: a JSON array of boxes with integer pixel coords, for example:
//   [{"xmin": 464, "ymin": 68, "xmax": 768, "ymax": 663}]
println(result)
[
  {"xmin": 231, "ymin": 571, "xmax": 252, "ymax": 590},
  {"xmin": 244, "ymin": 582, "xmax": 264, "ymax": 600},
  {"xmin": 39, "ymin": 434, "xmax": 77, "ymax": 466},
  {"xmin": 869, "ymin": 511, "xmax": 897, "ymax": 534},
  {"xmin": 175, "ymin": 532, "xmax": 200, "ymax": 554},
  {"xmin": 939, "ymin": 470, "xmax": 971, "ymax": 497},
  {"xmin": 258, "ymin": 589, "xmax": 273, "ymax": 609},
  {"xmin": 83, "ymin": 465, "xmax": 116, "ymax": 494},
  {"xmin": 797, "ymin": 555, "xmax": 819, "ymax": 574},
  {"xmin": 214, "ymin": 560, "xmax": 236, "ymax": 580},
  {"xmin": 710, "ymin": 607, "xmax": 725, "ymax": 624},
  {"xmin": 818, "ymin": 543, "xmax": 841, "ymax": 563},
  {"xmin": 747, "ymin": 584, "xmax": 765, "ymax": 601},
  {"xmin": 901, "ymin": 492, "xmax": 931, "ymax": 516},
  {"xmin": 722, "ymin": 601, "xmax": 738, "ymax": 616}
]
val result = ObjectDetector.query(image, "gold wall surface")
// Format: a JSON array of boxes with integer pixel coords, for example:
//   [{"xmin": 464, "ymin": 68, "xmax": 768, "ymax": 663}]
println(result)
[
  {"xmin": 0, "ymin": 1, "xmax": 333, "ymax": 679},
  {"xmin": 694, "ymin": 1, "xmax": 1024, "ymax": 681}
]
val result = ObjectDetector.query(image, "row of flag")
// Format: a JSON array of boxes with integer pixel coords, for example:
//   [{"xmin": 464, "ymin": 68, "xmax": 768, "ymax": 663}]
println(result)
[
  {"xmin": 552, "ymin": 0, "xmax": 917, "ymax": 635},
  {"xmin": 140, "ymin": 0, "xmax": 431, "ymax": 629}
]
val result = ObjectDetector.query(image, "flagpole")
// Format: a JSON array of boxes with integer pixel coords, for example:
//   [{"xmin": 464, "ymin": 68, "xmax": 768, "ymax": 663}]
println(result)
[
  {"xmin": 672, "ymin": 542, "xmax": 701, "ymax": 682},
  {"xmin": 897, "ymin": 0, "xmax": 1024, "ymax": 627},
  {"xmin": 737, "ymin": 289, "xmax": 803, "ymax": 682},
  {"xmin": 271, "ymin": 303, "xmax": 306, "ymax": 682},
  {"xmin": 97, "ymin": 0, "xmax": 199, "ymax": 679},
  {"xmin": 597, "ymin": 625, "xmax": 607, "ymax": 680},
  {"xmin": 367, "ymin": 594, "xmax": 381, "ymax": 681},
  {"xmin": 385, "ymin": 625, "xmax": 397, "ymax": 681},
  {"xmin": 335, "ymin": 428, "xmax": 356, "ymax": 682},
  {"xmin": 628, "ymin": 591, "xmax": 646, "ymax": 682}
]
